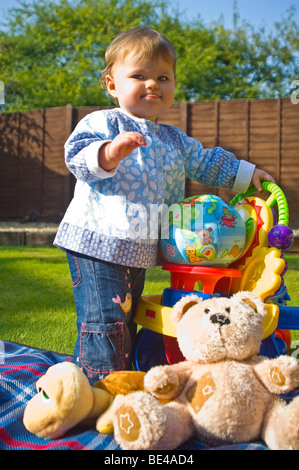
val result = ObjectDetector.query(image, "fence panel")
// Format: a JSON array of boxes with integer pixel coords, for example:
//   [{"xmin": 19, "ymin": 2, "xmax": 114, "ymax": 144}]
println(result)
[
  {"xmin": 0, "ymin": 98, "xmax": 298, "ymax": 228},
  {"xmin": 17, "ymin": 110, "xmax": 45, "ymax": 218},
  {"xmin": 0, "ymin": 112, "xmax": 19, "ymax": 218}
]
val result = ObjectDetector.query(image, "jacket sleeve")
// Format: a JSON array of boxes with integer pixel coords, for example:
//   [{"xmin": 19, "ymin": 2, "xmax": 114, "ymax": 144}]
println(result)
[
  {"xmin": 181, "ymin": 133, "xmax": 255, "ymax": 193},
  {"xmin": 64, "ymin": 112, "xmax": 118, "ymax": 183}
]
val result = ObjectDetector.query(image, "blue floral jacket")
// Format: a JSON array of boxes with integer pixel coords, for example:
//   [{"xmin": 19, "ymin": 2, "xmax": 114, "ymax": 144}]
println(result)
[{"xmin": 54, "ymin": 108, "xmax": 255, "ymax": 268}]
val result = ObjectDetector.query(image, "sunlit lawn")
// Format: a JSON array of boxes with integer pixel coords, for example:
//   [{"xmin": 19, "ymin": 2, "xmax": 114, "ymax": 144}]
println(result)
[
  {"xmin": 0, "ymin": 246, "xmax": 298, "ymax": 354},
  {"xmin": 0, "ymin": 246, "xmax": 170, "ymax": 353}
]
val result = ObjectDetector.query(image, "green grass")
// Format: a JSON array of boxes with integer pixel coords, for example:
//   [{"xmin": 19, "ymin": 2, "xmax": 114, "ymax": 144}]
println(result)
[
  {"xmin": 0, "ymin": 246, "xmax": 298, "ymax": 354},
  {"xmin": 283, "ymin": 254, "xmax": 299, "ymax": 307},
  {"xmin": 0, "ymin": 246, "xmax": 76, "ymax": 353},
  {"xmin": 0, "ymin": 246, "xmax": 170, "ymax": 354}
]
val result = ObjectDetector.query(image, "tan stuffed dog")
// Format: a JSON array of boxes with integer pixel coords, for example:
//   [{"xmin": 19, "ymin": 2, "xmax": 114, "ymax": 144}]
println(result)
[
  {"xmin": 23, "ymin": 361, "xmax": 147, "ymax": 439},
  {"xmin": 23, "ymin": 362, "xmax": 114, "ymax": 438},
  {"xmin": 112, "ymin": 292, "xmax": 299, "ymax": 450}
]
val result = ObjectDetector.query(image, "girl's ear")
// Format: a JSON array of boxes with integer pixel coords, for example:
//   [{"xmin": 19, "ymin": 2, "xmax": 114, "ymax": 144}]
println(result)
[{"xmin": 105, "ymin": 75, "xmax": 117, "ymax": 98}]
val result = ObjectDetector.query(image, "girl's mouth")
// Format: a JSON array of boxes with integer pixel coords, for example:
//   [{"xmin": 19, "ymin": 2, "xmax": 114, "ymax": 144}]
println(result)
[{"xmin": 143, "ymin": 94, "xmax": 161, "ymax": 99}]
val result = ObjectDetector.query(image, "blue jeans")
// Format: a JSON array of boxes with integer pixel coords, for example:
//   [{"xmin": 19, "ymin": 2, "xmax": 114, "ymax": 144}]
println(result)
[{"xmin": 67, "ymin": 252, "xmax": 145, "ymax": 384}]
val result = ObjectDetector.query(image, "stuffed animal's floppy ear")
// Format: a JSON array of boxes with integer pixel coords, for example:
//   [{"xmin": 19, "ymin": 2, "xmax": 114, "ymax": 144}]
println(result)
[
  {"xmin": 171, "ymin": 294, "xmax": 202, "ymax": 326},
  {"xmin": 231, "ymin": 291, "xmax": 267, "ymax": 317}
]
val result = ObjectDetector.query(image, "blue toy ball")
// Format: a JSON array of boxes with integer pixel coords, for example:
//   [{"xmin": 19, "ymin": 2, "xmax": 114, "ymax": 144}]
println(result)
[{"xmin": 160, "ymin": 194, "xmax": 246, "ymax": 267}]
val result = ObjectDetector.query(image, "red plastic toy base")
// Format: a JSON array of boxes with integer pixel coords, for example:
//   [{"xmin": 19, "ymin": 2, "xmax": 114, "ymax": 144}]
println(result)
[{"xmin": 162, "ymin": 263, "xmax": 242, "ymax": 295}]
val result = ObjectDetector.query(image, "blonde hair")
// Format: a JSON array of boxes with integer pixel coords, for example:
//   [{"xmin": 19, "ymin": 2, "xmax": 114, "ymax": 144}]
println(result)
[{"xmin": 100, "ymin": 26, "xmax": 176, "ymax": 88}]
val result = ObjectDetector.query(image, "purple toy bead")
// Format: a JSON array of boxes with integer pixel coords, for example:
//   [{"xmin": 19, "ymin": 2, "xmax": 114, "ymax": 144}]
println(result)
[{"xmin": 268, "ymin": 225, "xmax": 294, "ymax": 250}]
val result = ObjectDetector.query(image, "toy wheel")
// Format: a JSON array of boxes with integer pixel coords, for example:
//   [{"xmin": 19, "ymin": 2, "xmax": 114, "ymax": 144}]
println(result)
[{"xmin": 133, "ymin": 328, "xmax": 168, "ymax": 372}]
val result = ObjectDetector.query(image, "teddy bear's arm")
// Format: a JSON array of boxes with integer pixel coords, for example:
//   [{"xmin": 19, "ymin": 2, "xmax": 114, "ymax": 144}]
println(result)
[
  {"xmin": 253, "ymin": 355, "xmax": 299, "ymax": 394},
  {"xmin": 144, "ymin": 362, "xmax": 192, "ymax": 400}
]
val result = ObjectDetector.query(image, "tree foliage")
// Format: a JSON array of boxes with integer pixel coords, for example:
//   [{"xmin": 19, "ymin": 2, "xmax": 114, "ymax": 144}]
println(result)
[{"xmin": 0, "ymin": 0, "xmax": 298, "ymax": 112}]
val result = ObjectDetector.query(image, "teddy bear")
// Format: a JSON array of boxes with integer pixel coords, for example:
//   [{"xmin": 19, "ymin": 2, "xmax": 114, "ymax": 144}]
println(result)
[{"xmin": 111, "ymin": 291, "xmax": 299, "ymax": 450}]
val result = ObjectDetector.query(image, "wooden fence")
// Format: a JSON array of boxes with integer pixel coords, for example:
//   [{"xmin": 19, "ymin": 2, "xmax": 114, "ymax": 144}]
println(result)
[{"xmin": 1, "ymin": 98, "xmax": 299, "ymax": 228}]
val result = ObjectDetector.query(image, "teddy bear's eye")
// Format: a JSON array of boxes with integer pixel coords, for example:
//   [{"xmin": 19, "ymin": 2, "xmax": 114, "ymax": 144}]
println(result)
[
  {"xmin": 204, "ymin": 309, "xmax": 210, "ymax": 314},
  {"xmin": 225, "ymin": 307, "xmax": 231, "ymax": 313}
]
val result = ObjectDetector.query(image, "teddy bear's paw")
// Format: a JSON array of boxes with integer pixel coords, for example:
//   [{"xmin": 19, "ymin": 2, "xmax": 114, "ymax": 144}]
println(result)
[
  {"xmin": 144, "ymin": 366, "xmax": 179, "ymax": 399},
  {"xmin": 113, "ymin": 392, "xmax": 167, "ymax": 450},
  {"xmin": 279, "ymin": 396, "xmax": 299, "ymax": 450},
  {"xmin": 264, "ymin": 396, "xmax": 299, "ymax": 450},
  {"xmin": 276, "ymin": 356, "xmax": 299, "ymax": 389},
  {"xmin": 267, "ymin": 356, "xmax": 299, "ymax": 393}
]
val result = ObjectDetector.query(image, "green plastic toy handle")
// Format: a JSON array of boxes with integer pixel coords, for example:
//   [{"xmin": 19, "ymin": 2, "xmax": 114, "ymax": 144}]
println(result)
[{"xmin": 230, "ymin": 181, "xmax": 289, "ymax": 226}]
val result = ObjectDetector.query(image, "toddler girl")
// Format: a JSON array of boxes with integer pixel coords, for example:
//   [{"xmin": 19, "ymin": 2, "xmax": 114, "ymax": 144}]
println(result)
[{"xmin": 54, "ymin": 26, "xmax": 275, "ymax": 384}]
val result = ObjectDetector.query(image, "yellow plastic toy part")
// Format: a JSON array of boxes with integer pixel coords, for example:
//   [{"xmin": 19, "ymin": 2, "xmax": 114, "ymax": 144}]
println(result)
[
  {"xmin": 134, "ymin": 294, "xmax": 279, "ymax": 341},
  {"xmin": 231, "ymin": 195, "xmax": 286, "ymax": 301},
  {"xmin": 232, "ymin": 246, "xmax": 285, "ymax": 302},
  {"xmin": 262, "ymin": 303, "xmax": 280, "ymax": 340},
  {"xmin": 134, "ymin": 295, "xmax": 176, "ymax": 338},
  {"xmin": 235, "ymin": 196, "xmax": 274, "ymax": 259}
]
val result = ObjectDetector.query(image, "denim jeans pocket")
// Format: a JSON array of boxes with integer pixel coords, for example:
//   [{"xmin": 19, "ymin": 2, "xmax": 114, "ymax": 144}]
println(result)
[
  {"xmin": 79, "ymin": 321, "xmax": 125, "ymax": 374},
  {"xmin": 68, "ymin": 254, "xmax": 81, "ymax": 288}
]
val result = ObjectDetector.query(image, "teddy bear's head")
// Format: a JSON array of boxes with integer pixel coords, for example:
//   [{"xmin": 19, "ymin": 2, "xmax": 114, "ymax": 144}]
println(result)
[{"xmin": 171, "ymin": 291, "xmax": 267, "ymax": 363}]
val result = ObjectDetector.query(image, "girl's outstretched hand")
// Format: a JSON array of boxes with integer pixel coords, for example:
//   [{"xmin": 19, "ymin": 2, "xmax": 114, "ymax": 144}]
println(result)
[{"xmin": 98, "ymin": 132, "xmax": 147, "ymax": 171}]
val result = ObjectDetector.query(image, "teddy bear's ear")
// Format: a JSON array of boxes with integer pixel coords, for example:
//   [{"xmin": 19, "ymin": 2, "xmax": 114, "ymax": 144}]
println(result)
[
  {"xmin": 232, "ymin": 291, "xmax": 266, "ymax": 317},
  {"xmin": 171, "ymin": 295, "xmax": 202, "ymax": 326}
]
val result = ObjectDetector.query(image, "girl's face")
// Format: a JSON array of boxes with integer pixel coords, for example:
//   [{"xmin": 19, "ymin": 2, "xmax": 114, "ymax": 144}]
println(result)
[{"xmin": 106, "ymin": 51, "xmax": 176, "ymax": 122}]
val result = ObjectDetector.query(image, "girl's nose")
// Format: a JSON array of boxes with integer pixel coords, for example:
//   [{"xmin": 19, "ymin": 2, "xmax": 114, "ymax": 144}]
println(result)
[{"xmin": 145, "ymin": 78, "xmax": 159, "ymax": 90}]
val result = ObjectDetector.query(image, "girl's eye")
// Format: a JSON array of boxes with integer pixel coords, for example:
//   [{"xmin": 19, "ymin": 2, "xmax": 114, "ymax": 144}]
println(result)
[
  {"xmin": 133, "ymin": 74, "xmax": 144, "ymax": 80},
  {"xmin": 158, "ymin": 76, "xmax": 168, "ymax": 81}
]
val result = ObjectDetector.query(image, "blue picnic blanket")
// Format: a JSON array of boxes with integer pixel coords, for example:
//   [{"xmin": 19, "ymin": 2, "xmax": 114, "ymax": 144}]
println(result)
[{"xmin": 0, "ymin": 340, "xmax": 269, "ymax": 451}]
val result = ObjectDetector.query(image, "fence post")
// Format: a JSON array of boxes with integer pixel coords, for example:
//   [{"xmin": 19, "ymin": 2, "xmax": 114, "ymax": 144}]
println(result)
[
  {"xmin": 276, "ymin": 98, "xmax": 282, "ymax": 185},
  {"xmin": 246, "ymin": 100, "xmax": 250, "ymax": 162},
  {"xmin": 64, "ymin": 104, "xmax": 77, "ymax": 207},
  {"xmin": 65, "ymin": 103, "xmax": 77, "ymax": 139},
  {"xmin": 180, "ymin": 101, "xmax": 189, "ymax": 135},
  {"xmin": 215, "ymin": 101, "xmax": 219, "ymax": 147}
]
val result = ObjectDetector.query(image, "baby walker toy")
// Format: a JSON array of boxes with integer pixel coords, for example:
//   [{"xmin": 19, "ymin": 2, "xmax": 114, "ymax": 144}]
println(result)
[{"xmin": 133, "ymin": 182, "xmax": 299, "ymax": 371}]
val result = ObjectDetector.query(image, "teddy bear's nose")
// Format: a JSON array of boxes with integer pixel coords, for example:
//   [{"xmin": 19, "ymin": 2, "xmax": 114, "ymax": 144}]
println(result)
[{"xmin": 210, "ymin": 314, "xmax": 230, "ymax": 326}]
